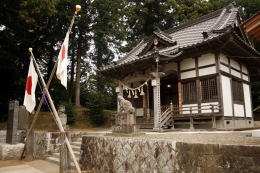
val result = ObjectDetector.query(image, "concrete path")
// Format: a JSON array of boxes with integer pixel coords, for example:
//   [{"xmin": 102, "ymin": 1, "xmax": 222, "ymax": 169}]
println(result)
[{"xmin": 0, "ymin": 160, "xmax": 59, "ymax": 173}]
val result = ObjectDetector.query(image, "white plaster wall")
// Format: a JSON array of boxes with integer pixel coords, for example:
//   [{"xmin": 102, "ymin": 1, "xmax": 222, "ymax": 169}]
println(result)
[
  {"xmin": 243, "ymin": 83, "xmax": 252, "ymax": 117},
  {"xmin": 198, "ymin": 53, "xmax": 215, "ymax": 67},
  {"xmin": 182, "ymin": 104, "xmax": 198, "ymax": 114},
  {"xmin": 231, "ymin": 69, "xmax": 241, "ymax": 78},
  {"xmin": 220, "ymin": 64, "xmax": 229, "ymax": 73},
  {"xmin": 219, "ymin": 54, "xmax": 229, "ymax": 64},
  {"xmin": 242, "ymin": 75, "xmax": 249, "ymax": 81},
  {"xmin": 198, "ymin": 66, "xmax": 216, "ymax": 76},
  {"xmin": 201, "ymin": 102, "xmax": 219, "ymax": 113},
  {"xmin": 234, "ymin": 104, "xmax": 245, "ymax": 117},
  {"xmin": 242, "ymin": 65, "xmax": 248, "ymax": 74},
  {"xmin": 180, "ymin": 70, "xmax": 196, "ymax": 79},
  {"xmin": 221, "ymin": 75, "xmax": 233, "ymax": 117},
  {"xmin": 180, "ymin": 58, "xmax": 195, "ymax": 70},
  {"xmin": 230, "ymin": 59, "xmax": 240, "ymax": 70}
]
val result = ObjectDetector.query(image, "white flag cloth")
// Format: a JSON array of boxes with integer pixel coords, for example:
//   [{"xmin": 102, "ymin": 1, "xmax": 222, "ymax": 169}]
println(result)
[
  {"xmin": 56, "ymin": 32, "xmax": 69, "ymax": 89},
  {"xmin": 23, "ymin": 58, "xmax": 38, "ymax": 113}
]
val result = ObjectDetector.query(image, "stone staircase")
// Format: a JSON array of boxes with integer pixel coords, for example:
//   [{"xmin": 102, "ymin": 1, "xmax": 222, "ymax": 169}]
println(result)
[{"xmin": 45, "ymin": 138, "xmax": 82, "ymax": 168}]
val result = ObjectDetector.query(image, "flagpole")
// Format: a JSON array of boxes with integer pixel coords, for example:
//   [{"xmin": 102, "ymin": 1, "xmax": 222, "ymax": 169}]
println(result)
[
  {"xmin": 26, "ymin": 62, "xmax": 57, "ymax": 134},
  {"xmin": 22, "ymin": 4, "xmax": 81, "ymax": 161},
  {"xmin": 29, "ymin": 49, "xmax": 82, "ymax": 173}
]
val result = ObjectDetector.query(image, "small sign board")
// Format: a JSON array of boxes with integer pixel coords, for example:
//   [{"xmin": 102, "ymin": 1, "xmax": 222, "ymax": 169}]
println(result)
[{"xmin": 151, "ymin": 79, "xmax": 157, "ymax": 86}]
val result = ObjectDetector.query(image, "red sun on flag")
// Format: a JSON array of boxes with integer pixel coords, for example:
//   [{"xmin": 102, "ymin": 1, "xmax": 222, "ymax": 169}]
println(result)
[
  {"xmin": 26, "ymin": 76, "xmax": 32, "ymax": 95},
  {"xmin": 61, "ymin": 45, "xmax": 66, "ymax": 60}
]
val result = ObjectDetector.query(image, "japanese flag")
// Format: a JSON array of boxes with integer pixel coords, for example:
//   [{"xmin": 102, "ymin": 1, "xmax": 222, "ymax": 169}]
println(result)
[
  {"xmin": 56, "ymin": 32, "xmax": 69, "ymax": 89},
  {"xmin": 23, "ymin": 58, "xmax": 38, "ymax": 113}
]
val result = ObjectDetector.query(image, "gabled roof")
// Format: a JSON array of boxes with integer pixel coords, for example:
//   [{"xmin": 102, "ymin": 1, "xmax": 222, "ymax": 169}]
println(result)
[
  {"xmin": 241, "ymin": 12, "xmax": 260, "ymax": 41},
  {"xmin": 101, "ymin": 3, "xmax": 252, "ymax": 72}
]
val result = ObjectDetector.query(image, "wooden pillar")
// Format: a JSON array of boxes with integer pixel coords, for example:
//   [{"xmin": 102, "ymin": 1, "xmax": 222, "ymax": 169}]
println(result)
[
  {"xmin": 25, "ymin": 130, "xmax": 34, "ymax": 161},
  {"xmin": 146, "ymin": 84, "xmax": 150, "ymax": 120},
  {"xmin": 170, "ymin": 102, "xmax": 175, "ymax": 129},
  {"xmin": 66, "ymin": 131, "xmax": 71, "ymax": 170},
  {"xmin": 190, "ymin": 117, "xmax": 194, "ymax": 130},
  {"xmin": 142, "ymin": 92, "xmax": 146, "ymax": 117},
  {"xmin": 178, "ymin": 81, "xmax": 182, "ymax": 113},
  {"xmin": 152, "ymin": 77, "xmax": 161, "ymax": 130},
  {"xmin": 60, "ymin": 132, "xmax": 67, "ymax": 173},
  {"xmin": 212, "ymin": 116, "xmax": 216, "ymax": 128}
]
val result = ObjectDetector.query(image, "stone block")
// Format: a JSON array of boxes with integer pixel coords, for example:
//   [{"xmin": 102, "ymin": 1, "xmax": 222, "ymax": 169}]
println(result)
[
  {"xmin": 0, "ymin": 143, "xmax": 24, "ymax": 160},
  {"xmin": 33, "ymin": 131, "xmax": 48, "ymax": 159},
  {"xmin": 252, "ymin": 130, "xmax": 260, "ymax": 137},
  {"xmin": 112, "ymin": 125, "xmax": 140, "ymax": 134},
  {"xmin": 80, "ymin": 136, "xmax": 260, "ymax": 173},
  {"xmin": 18, "ymin": 106, "xmax": 29, "ymax": 130},
  {"xmin": 6, "ymin": 100, "xmax": 19, "ymax": 144}
]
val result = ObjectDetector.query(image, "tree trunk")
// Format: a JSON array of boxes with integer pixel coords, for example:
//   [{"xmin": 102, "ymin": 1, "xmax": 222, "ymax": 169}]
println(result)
[
  {"xmin": 47, "ymin": 42, "xmax": 55, "ymax": 79},
  {"xmin": 75, "ymin": 30, "xmax": 82, "ymax": 107}
]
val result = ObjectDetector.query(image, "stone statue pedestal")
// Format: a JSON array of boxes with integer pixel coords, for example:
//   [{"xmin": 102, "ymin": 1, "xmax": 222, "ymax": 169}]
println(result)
[
  {"xmin": 112, "ymin": 125, "xmax": 140, "ymax": 134},
  {"xmin": 112, "ymin": 112, "xmax": 139, "ymax": 134}
]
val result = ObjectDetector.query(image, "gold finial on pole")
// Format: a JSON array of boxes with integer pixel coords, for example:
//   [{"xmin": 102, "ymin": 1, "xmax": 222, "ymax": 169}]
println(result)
[
  {"xmin": 28, "ymin": 48, "xmax": 33, "ymax": 52},
  {"xmin": 75, "ymin": 5, "xmax": 81, "ymax": 12}
]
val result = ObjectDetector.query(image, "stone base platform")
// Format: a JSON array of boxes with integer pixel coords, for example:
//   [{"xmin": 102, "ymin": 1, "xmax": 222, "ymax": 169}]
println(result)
[
  {"xmin": 0, "ymin": 143, "xmax": 24, "ymax": 160},
  {"xmin": 252, "ymin": 130, "xmax": 260, "ymax": 137},
  {"xmin": 80, "ymin": 135, "xmax": 260, "ymax": 173},
  {"xmin": 112, "ymin": 125, "xmax": 140, "ymax": 134}
]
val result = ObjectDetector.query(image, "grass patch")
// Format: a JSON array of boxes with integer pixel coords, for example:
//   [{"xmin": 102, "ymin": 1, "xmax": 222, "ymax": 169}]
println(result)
[{"xmin": 0, "ymin": 107, "xmax": 116, "ymax": 131}]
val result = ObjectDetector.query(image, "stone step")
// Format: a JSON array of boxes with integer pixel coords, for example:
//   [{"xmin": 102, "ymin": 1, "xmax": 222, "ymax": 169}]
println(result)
[
  {"xmin": 71, "ymin": 141, "xmax": 81, "ymax": 147},
  {"xmin": 72, "ymin": 145, "xmax": 81, "ymax": 152},
  {"xmin": 46, "ymin": 159, "xmax": 77, "ymax": 170},
  {"xmin": 45, "ymin": 139, "xmax": 81, "ymax": 167},
  {"xmin": 46, "ymin": 156, "xmax": 60, "ymax": 165},
  {"xmin": 46, "ymin": 154, "xmax": 79, "ymax": 167},
  {"xmin": 73, "ymin": 138, "xmax": 82, "ymax": 142},
  {"xmin": 73, "ymin": 150, "xmax": 80, "ymax": 157},
  {"xmin": 52, "ymin": 150, "xmax": 80, "ymax": 159}
]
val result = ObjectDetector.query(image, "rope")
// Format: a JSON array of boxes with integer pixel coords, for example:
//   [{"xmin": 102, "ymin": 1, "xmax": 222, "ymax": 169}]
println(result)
[{"xmin": 119, "ymin": 77, "xmax": 151, "ymax": 90}]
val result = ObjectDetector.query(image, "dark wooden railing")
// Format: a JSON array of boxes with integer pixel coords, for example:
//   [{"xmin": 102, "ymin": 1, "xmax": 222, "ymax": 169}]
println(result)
[
  {"xmin": 160, "ymin": 104, "xmax": 222, "ymax": 128},
  {"xmin": 161, "ymin": 104, "xmax": 178, "ymax": 113}
]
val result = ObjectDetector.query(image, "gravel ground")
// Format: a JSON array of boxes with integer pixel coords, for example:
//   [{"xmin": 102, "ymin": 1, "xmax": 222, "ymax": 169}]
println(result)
[{"xmin": 106, "ymin": 131, "xmax": 260, "ymax": 146}]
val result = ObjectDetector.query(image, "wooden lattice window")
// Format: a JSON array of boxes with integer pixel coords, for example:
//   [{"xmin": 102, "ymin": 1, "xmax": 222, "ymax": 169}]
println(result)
[
  {"xmin": 232, "ymin": 80, "xmax": 243, "ymax": 103},
  {"xmin": 182, "ymin": 81, "xmax": 197, "ymax": 104},
  {"xmin": 201, "ymin": 77, "xmax": 218, "ymax": 101}
]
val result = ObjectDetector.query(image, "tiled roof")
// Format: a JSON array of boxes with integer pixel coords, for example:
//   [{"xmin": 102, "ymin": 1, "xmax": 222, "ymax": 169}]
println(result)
[{"xmin": 102, "ymin": 3, "xmax": 240, "ymax": 71}]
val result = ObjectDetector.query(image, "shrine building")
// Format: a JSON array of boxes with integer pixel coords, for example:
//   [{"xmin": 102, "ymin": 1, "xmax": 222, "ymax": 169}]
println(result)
[{"xmin": 101, "ymin": 3, "xmax": 260, "ymax": 130}]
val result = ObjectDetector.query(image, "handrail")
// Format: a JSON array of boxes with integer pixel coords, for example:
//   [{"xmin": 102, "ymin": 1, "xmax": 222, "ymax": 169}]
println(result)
[{"xmin": 159, "ymin": 103, "xmax": 222, "ymax": 128}]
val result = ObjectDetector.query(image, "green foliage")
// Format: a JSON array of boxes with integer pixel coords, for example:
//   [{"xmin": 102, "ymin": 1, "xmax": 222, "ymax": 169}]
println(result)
[
  {"xmin": 87, "ymin": 92, "xmax": 106, "ymax": 126},
  {"xmin": 19, "ymin": 0, "xmax": 59, "ymax": 23},
  {"xmin": 64, "ymin": 102, "xmax": 76, "ymax": 125}
]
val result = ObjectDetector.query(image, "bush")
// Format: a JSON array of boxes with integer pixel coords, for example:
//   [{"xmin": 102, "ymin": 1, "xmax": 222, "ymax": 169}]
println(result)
[
  {"xmin": 64, "ymin": 102, "xmax": 75, "ymax": 125},
  {"xmin": 88, "ymin": 93, "xmax": 106, "ymax": 126}
]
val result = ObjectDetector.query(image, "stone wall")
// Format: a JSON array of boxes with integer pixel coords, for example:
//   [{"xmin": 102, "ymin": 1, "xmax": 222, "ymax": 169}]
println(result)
[
  {"xmin": 80, "ymin": 136, "xmax": 260, "ymax": 173},
  {"xmin": 33, "ymin": 131, "xmax": 89, "ymax": 159},
  {"xmin": 0, "ymin": 130, "xmax": 26, "ymax": 143},
  {"xmin": 0, "ymin": 143, "xmax": 25, "ymax": 160}
]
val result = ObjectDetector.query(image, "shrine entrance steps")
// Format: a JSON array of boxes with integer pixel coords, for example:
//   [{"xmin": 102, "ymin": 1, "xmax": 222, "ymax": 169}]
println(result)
[
  {"xmin": 136, "ymin": 117, "xmax": 154, "ymax": 129},
  {"xmin": 45, "ymin": 137, "xmax": 81, "ymax": 169}
]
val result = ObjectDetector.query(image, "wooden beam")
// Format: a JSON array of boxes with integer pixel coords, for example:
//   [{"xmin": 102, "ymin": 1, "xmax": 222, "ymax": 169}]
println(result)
[{"xmin": 178, "ymin": 81, "xmax": 182, "ymax": 111}]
